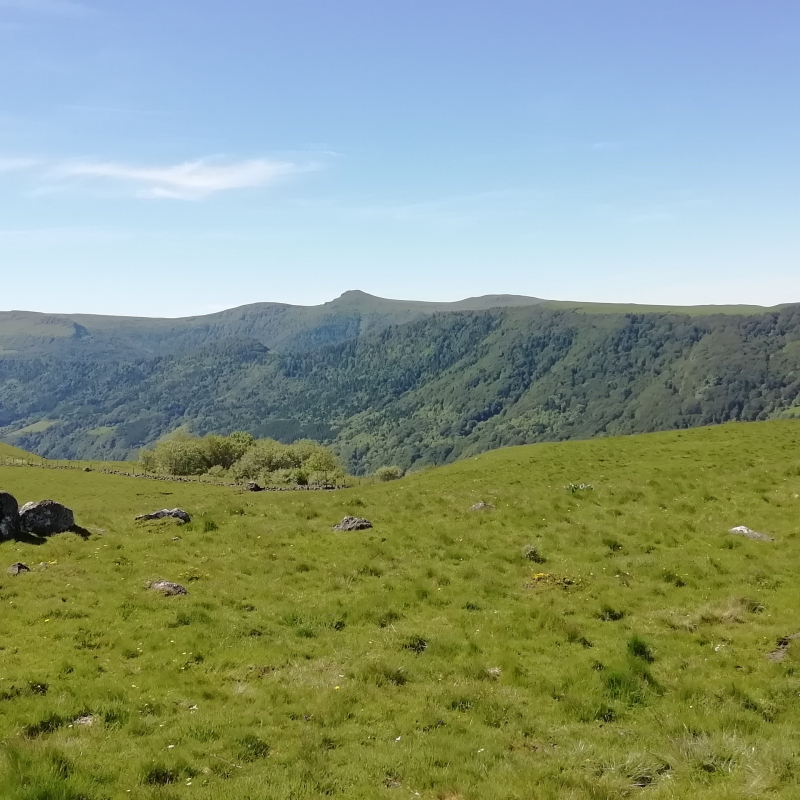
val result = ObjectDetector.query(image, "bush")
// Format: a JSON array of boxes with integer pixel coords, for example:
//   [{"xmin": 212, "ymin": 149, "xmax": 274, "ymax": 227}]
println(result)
[
  {"xmin": 138, "ymin": 432, "xmax": 342, "ymax": 486},
  {"xmin": 375, "ymin": 465, "xmax": 404, "ymax": 482}
]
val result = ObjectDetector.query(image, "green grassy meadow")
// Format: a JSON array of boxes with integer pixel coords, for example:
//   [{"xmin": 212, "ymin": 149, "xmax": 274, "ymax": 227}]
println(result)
[{"xmin": 1, "ymin": 421, "xmax": 800, "ymax": 799}]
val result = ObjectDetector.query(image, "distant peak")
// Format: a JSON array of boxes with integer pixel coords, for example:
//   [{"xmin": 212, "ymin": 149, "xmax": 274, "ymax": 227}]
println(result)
[
  {"xmin": 335, "ymin": 290, "xmax": 379, "ymax": 301},
  {"xmin": 328, "ymin": 290, "xmax": 385, "ymax": 307}
]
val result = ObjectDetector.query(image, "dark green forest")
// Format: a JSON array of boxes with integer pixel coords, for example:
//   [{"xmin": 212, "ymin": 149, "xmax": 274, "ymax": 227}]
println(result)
[{"xmin": 2, "ymin": 305, "xmax": 800, "ymax": 473}]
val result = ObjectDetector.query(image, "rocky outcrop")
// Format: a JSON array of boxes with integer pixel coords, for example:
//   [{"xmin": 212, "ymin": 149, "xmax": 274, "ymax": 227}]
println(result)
[
  {"xmin": 135, "ymin": 508, "xmax": 191, "ymax": 523},
  {"xmin": 332, "ymin": 516, "xmax": 373, "ymax": 531},
  {"xmin": 19, "ymin": 500, "xmax": 74, "ymax": 535},
  {"xmin": 0, "ymin": 492, "xmax": 20, "ymax": 540}
]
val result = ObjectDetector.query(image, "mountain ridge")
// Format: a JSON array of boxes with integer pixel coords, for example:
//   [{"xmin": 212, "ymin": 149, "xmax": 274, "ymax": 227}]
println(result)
[
  {"xmin": 2, "ymin": 303, "xmax": 799, "ymax": 471},
  {"xmin": 0, "ymin": 290, "xmax": 547, "ymax": 358}
]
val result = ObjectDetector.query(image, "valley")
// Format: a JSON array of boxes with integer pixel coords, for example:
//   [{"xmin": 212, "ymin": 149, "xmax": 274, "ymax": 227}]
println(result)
[{"xmin": 1, "ymin": 293, "xmax": 798, "ymax": 473}]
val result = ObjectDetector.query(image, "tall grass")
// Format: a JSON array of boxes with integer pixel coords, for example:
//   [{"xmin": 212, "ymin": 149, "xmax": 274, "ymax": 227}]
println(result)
[{"xmin": 0, "ymin": 420, "xmax": 799, "ymax": 798}]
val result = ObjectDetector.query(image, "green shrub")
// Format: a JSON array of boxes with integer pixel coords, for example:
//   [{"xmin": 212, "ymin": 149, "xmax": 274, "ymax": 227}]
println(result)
[
  {"xmin": 375, "ymin": 465, "xmax": 404, "ymax": 481},
  {"xmin": 138, "ymin": 432, "xmax": 342, "ymax": 486}
]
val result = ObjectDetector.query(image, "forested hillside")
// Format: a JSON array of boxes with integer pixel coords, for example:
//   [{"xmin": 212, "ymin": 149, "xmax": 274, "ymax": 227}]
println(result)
[{"xmin": 2, "ymin": 304, "xmax": 799, "ymax": 472}]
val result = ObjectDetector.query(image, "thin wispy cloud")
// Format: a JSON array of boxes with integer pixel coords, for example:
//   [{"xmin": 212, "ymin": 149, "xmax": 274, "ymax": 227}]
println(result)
[
  {"xmin": 0, "ymin": 0, "xmax": 86, "ymax": 14},
  {"xmin": 53, "ymin": 157, "xmax": 300, "ymax": 200},
  {"xmin": 0, "ymin": 157, "xmax": 40, "ymax": 172}
]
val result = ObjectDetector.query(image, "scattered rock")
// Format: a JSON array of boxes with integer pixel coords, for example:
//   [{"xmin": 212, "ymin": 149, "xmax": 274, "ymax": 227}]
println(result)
[
  {"xmin": 245, "ymin": 482, "xmax": 264, "ymax": 492},
  {"xmin": 332, "ymin": 516, "xmax": 373, "ymax": 531},
  {"xmin": 148, "ymin": 580, "xmax": 188, "ymax": 596},
  {"xmin": 135, "ymin": 508, "xmax": 191, "ymax": 524},
  {"xmin": 0, "ymin": 491, "xmax": 20, "ymax": 541},
  {"xmin": 171, "ymin": 536, "xmax": 181, "ymax": 541},
  {"xmin": 19, "ymin": 500, "xmax": 75, "ymax": 536},
  {"xmin": 73, "ymin": 714, "xmax": 94, "ymax": 726},
  {"xmin": 729, "ymin": 525, "xmax": 774, "ymax": 542},
  {"xmin": 83, "ymin": 467, "xmax": 92, "ymax": 473},
  {"xmin": 7, "ymin": 562, "xmax": 30, "ymax": 576},
  {"xmin": 767, "ymin": 633, "xmax": 800, "ymax": 662},
  {"xmin": 469, "ymin": 502, "xmax": 495, "ymax": 511}
]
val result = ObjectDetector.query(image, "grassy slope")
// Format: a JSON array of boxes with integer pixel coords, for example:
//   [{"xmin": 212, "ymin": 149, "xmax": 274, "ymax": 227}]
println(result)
[
  {"xmin": 0, "ymin": 442, "xmax": 42, "ymax": 461},
  {"xmin": 1, "ymin": 421, "xmax": 799, "ymax": 799}
]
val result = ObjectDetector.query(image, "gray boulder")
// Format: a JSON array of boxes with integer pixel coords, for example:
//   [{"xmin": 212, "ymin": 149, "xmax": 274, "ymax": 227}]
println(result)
[
  {"xmin": 148, "ymin": 579, "xmax": 188, "ymax": 596},
  {"xmin": 469, "ymin": 502, "xmax": 495, "ymax": 512},
  {"xmin": 333, "ymin": 516, "xmax": 373, "ymax": 531},
  {"xmin": 7, "ymin": 562, "xmax": 30, "ymax": 576},
  {"xmin": 135, "ymin": 508, "xmax": 191, "ymax": 524},
  {"xmin": 0, "ymin": 492, "xmax": 20, "ymax": 541},
  {"xmin": 19, "ymin": 500, "xmax": 74, "ymax": 536}
]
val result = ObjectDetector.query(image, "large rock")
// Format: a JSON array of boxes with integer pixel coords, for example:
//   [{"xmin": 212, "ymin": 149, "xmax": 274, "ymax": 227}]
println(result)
[
  {"xmin": 0, "ymin": 492, "xmax": 20, "ymax": 541},
  {"xmin": 19, "ymin": 500, "xmax": 74, "ymax": 536},
  {"xmin": 135, "ymin": 508, "xmax": 191, "ymax": 524},
  {"xmin": 7, "ymin": 562, "xmax": 30, "ymax": 576},
  {"xmin": 332, "ymin": 516, "xmax": 373, "ymax": 531}
]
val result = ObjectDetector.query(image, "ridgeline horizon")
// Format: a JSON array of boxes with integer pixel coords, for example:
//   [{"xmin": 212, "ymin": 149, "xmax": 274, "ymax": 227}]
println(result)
[{"xmin": 2, "ymin": 288, "xmax": 797, "ymax": 322}]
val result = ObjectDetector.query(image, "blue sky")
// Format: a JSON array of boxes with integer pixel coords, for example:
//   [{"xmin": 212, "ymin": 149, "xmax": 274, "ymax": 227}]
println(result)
[{"xmin": 1, "ymin": 0, "xmax": 798, "ymax": 316}]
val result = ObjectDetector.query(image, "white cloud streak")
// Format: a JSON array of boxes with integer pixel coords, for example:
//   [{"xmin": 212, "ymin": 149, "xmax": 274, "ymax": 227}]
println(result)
[
  {"xmin": 54, "ymin": 158, "xmax": 299, "ymax": 200},
  {"xmin": 0, "ymin": 0, "xmax": 86, "ymax": 14},
  {"xmin": 0, "ymin": 157, "xmax": 40, "ymax": 171}
]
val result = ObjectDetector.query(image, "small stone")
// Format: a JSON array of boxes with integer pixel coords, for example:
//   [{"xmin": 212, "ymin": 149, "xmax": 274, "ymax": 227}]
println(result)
[
  {"xmin": 332, "ymin": 516, "xmax": 372, "ymax": 531},
  {"xmin": 729, "ymin": 525, "xmax": 774, "ymax": 542},
  {"xmin": 19, "ymin": 500, "xmax": 75, "ymax": 536},
  {"xmin": 148, "ymin": 580, "xmax": 188, "ymax": 596},
  {"xmin": 245, "ymin": 482, "xmax": 264, "ymax": 492},
  {"xmin": 135, "ymin": 508, "xmax": 191, "ymax": 524},
  {"xmin": 73, "ymin": 714, "xmax": 94, "ymax": 726},
  {"xmin": 469, "ymin": 502, "xmax": 495, "ymax": 512},
  {"xmin": 7, "ymin": 562, "xmax": 30, "ymax": 576}
]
